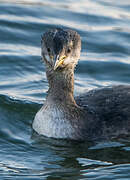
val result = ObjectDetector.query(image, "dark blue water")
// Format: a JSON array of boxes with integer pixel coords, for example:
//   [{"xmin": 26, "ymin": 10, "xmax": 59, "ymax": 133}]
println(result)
[{"xmin": 0, "ymin": 0, "xmax": 130, "ymax": 179}]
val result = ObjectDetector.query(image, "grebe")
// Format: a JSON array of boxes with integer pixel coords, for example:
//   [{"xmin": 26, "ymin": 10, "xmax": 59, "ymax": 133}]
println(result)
[{"xmin": 33, "ymin": 28, "xmax": 130, "ymax": 141}]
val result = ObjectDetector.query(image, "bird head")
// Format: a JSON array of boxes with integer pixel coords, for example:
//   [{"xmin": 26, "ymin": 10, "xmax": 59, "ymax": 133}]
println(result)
[{"xmin": 41, "ymin": 28, "xmax": 81, "ymax": 71}]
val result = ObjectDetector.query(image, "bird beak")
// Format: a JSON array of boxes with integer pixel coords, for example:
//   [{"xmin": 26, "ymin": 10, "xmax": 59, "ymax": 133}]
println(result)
[{"xmin": 54, "ymin": 55, "xmax": 66, "ymax": 70}]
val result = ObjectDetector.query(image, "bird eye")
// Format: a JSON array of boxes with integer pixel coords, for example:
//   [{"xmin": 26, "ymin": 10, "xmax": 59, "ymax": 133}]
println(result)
[
  {"xmin": 67, "ymin": 48, "xmax": 71, "ymax": 53},
  {"xmin": 47, "ymin": 47, "xmax": 51, "ymax": 52}
]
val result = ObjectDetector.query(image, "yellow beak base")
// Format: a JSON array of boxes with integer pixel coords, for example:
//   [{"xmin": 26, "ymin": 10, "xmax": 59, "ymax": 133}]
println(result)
[{"xmin": 54, "ymin": 56, "xmax": 66, "ymax": 70}]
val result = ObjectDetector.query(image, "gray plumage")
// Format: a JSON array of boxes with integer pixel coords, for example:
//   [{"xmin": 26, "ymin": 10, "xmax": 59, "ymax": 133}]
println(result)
[{"xmin": 33, "ymin": 28, "xmax": 130, "ymax": 141}]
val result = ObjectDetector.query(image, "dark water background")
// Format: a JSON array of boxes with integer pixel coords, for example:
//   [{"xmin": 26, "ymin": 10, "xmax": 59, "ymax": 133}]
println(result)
[{"xmin": 0, "ymin": 0, "xmax": 130, "ymax": 179}]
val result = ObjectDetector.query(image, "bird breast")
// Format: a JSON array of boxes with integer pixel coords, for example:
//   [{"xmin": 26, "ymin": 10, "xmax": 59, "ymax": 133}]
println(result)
[{"xmin": 32, "ymin": 104, "xmax": 75, "ymax": 139}]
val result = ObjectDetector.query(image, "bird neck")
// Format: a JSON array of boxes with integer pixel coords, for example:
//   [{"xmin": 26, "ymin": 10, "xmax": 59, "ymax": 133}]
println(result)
[{"xmin": 46, "ymin": 67, "xmax": 76, "ymax": 105}]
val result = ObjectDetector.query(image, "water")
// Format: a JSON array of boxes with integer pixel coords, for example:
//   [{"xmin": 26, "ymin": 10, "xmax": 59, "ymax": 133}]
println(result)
[{"xmin": 0, "ymin": 0, "xmax": 130, "ymax": 179}]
